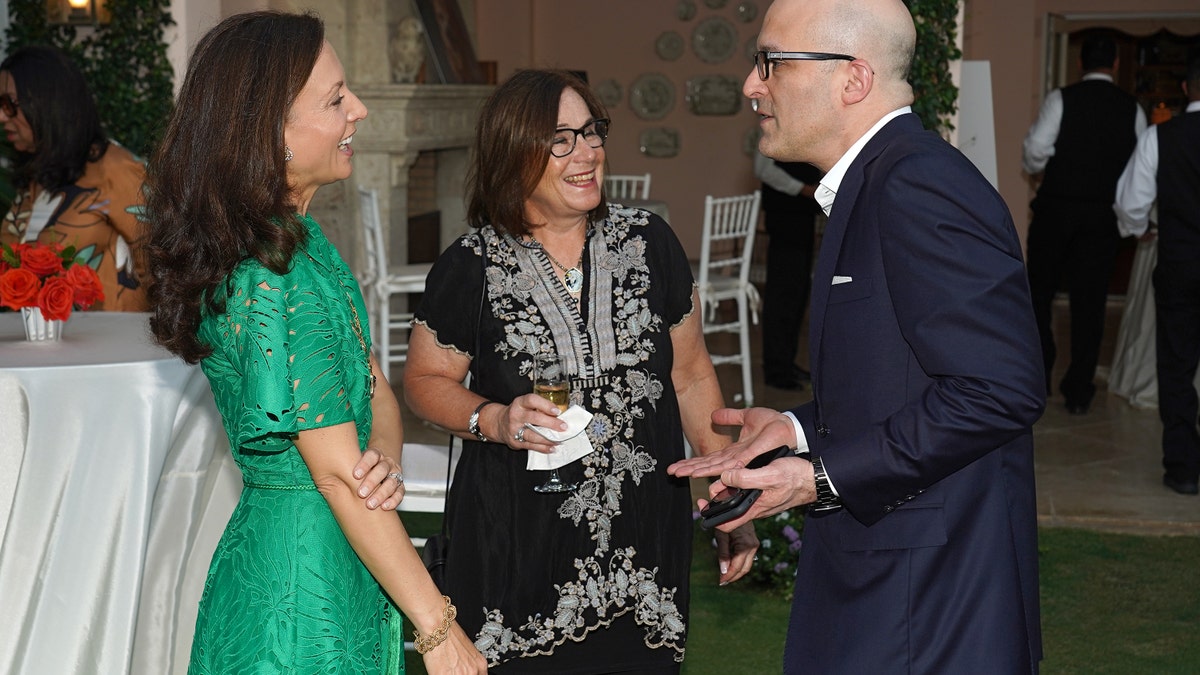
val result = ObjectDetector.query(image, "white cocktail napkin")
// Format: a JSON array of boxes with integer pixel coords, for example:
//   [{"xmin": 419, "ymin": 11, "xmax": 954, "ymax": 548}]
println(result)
[{"xmin": 525, "ymin": 405, "xmax": 595, "ymax": 471}]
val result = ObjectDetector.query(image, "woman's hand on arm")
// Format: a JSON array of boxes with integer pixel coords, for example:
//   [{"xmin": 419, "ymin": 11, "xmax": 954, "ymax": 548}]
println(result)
[
  {"xmin": 294, "ymin": 422, "xmax": 486, "ymax": 673},
  {"xmin": 353, "ymin": 354, "xmax": 406, "ymax": 510}
]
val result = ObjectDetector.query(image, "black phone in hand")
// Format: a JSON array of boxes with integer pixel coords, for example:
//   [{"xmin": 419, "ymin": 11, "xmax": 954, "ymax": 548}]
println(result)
[{"xmin": 699, "ymin": 445, "xmax": 794, "ymax": 530}]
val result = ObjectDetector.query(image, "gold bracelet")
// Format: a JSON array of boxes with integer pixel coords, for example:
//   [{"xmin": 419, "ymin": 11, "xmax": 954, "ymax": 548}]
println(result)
[{"xmin": 413, "ymin": 595, "xmax": 457, "ymax": 655}]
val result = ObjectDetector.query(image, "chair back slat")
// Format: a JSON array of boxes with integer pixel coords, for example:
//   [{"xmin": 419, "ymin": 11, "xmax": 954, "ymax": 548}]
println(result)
[{"xmin": 604, "ymin": 173, "xmax": 652, "ymax": 201}]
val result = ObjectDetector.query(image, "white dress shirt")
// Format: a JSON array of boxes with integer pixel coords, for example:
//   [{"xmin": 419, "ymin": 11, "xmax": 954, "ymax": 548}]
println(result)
[
  {"xmin": 1022, "ymin": 72, "xmax": 1148, "ymax": 175},
  {"xmin": 1114, "ymin": 100, "xmax": 1200, "ymax": 238}
]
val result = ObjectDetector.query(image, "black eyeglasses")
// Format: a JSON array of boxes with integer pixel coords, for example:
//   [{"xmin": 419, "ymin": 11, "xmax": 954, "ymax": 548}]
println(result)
[
  {"xmin": 550, "ymin": 118, "xmax": 609, "ymax": 158},
  {"xmin": 753, "ymin": 51, "xmax": 856, "ymax": 81},
  {"xmin": 0, "ymin": 93, "xmax": 19, "ymax": 118}
]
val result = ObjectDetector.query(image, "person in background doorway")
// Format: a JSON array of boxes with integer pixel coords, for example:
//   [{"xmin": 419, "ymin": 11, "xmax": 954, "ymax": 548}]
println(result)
[
  {"xmin": 1114, "ymin": 55, "xmax": 1200, "ymax": 496},
  {"xmin": 1022, "ymin": 32, "xmax": 1147, "ymax": 415}
]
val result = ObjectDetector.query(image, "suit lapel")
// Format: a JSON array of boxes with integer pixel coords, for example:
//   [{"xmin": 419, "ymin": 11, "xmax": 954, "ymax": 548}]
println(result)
[{"xmin": 808, "ymin": 114, "xmax": 922, "ymax": 399}]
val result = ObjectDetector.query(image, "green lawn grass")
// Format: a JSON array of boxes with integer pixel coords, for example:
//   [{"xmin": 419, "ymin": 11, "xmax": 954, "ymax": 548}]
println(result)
[{"xmin": 398, "ymin": 513, "xmax": 1200, "ymax": 674}]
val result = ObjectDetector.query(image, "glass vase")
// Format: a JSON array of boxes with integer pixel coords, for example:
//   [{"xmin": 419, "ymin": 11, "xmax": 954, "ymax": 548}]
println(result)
[{"xmin": 21, "ymin": 307, "xmax": 66, "ymax": 342}]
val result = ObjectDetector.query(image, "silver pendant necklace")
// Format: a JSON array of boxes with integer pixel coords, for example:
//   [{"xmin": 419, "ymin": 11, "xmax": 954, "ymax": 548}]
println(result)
[{"xmin": 531, "ymin": 237, "xmax": 585, "ymax": 295}]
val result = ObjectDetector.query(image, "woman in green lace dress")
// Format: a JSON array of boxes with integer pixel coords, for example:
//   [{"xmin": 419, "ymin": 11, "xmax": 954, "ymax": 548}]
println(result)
[{"xmin": 144, "ymin": 12, "xmax": 486, "ymax": 674}]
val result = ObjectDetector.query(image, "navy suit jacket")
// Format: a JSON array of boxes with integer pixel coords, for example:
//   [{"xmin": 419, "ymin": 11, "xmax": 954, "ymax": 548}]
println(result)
[{"xmin": 785, "ymin": 114, "xmax": 1045, "ymax": 674}]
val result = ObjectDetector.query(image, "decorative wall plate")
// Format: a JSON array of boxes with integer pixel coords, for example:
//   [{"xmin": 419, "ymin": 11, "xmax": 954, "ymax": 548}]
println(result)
[
  {"xmin": 704, "ymin": 0, "xmax": 728, "ymax": 8},
  {"xmin": 692, "ymin": 16, "xmax": 737, "ymax": 64},
  {"xmin": 655, "ymin": 31, "xmax": 685, "ymax": 61},
  {"xmin": 639, "ymin": 128, "xmax": 682, "ymax": 158},
  {"xmin": 676, "ymin": 0, "xmax": 696, "ymax": 21},
  {"xmin": 629, "ymin": 73, "xmax": 675, "ymax": 121},
  {"xmin": 736, "ymin": 1, "xmax": 758, "ymax": 22},
  {"xmin": 686, "ymin": 75, "xmax": 743, "ymax": 116},
  {"xmin": 595, "ymin": 79, "xmax": 622, "ymax": 108},
  {"xmin": 745, "ymin": 37, "xmax": 759, "ymax": 64}
]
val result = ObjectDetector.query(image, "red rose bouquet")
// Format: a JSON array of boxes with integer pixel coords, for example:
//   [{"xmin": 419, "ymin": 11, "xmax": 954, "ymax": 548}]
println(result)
[{"xmin": 0, "ymin": 242, "xmax": 105, "ymax": 320}]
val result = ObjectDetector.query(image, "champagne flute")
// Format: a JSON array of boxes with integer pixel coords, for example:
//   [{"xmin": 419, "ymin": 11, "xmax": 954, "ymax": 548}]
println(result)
[{"xmin": 532, "ymin": 353, "xmax": 576, "ymax": 493}]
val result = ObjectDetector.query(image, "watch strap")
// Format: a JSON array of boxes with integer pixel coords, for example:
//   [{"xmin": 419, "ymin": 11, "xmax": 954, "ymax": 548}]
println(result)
[
  {"xmin": 811, "ymin": 456, "xmax": 842, "ymax": 512},
  {"xmin": 468, "ymin": 401, "xmax": 493, "ymax": 442}
]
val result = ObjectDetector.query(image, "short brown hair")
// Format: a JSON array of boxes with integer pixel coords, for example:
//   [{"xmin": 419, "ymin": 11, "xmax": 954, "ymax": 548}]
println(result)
[{"xmin": 466, "ymin": 69, "xmax": 609, "ymax": 237}]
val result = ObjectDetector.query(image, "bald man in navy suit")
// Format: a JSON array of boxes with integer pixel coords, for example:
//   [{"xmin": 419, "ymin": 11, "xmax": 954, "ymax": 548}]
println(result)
[{"xmin": 670, "ymin": 0, "xmax": 1046, "ymax": 672}]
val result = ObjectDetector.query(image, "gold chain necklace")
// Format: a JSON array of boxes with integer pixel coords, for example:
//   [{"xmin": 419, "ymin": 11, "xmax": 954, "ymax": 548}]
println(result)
[{"xmin": 529, "ymin": 236, "xmax": 585, "ymax": 295}]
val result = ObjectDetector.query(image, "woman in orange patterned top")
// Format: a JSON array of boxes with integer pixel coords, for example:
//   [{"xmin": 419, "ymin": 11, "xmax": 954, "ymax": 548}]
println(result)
[{"xmin": 0, "ymin": 45, "xmax": 148, "ymax": 311}]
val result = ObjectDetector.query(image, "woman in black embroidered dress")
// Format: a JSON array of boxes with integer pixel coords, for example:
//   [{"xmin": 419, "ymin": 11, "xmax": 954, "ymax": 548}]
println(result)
[{"xmin": 404, "ymin": 69, "xmax": 760, "ymax": 673}]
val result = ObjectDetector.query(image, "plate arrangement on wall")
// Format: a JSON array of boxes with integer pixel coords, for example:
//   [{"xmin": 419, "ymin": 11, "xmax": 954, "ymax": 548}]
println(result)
[
  {"xmin": 639, "ymin": 127, "xmax": 683, "ymax": 158},
  {"xmin": 736, "ymin": 1, "xmax": 758, "ymax": 22},
  {"xmin": 595, "ymin": 79, "xmax": 623, "ymax": 108},
  {"xmin": 686, "ymin": 75, "xmax": 743, "ymax": 115},
  {"xmin": 655, "ymin": 31, "xmax": 686, "ymax": 61},
  {"xmin": 629, "ymin": 73, "xmax": 676, "ymax": 121},
  {"xmin": 692, "ymin": 16, "xmax": 738, "ymax": 64}
]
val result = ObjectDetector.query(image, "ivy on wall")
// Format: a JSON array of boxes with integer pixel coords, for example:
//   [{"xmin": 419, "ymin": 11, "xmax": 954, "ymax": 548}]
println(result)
[
  {"xmin": 904, "ymin": 0, "xmax": 962, "ymax": 134},
  {"xmin": 3, "ymin": 0, "xmax": 174, "ymax": 159}
]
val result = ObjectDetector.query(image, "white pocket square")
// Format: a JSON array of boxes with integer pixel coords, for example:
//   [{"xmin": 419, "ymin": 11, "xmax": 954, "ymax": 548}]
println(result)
[{"xmin": 832, "ymin": 275, "xmax": 853, "ymax": 285}]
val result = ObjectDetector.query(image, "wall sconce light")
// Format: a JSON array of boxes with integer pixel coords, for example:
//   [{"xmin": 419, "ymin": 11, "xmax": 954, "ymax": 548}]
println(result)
[{"xmin": 46, "ymin": 0, "xmax": 110, "ymax": 25}]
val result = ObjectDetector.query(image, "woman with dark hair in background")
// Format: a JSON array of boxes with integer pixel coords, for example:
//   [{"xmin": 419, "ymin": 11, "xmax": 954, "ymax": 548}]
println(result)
[
  {"xmin": 403, "ymin": 69, "xmax": 758, "ymax": 673},
  {"xmin": 145, "ymin": 11, "xmax": 484, "ymax": 673},
  {"xmin": 0, "ymin": 45, "xmax": 148, "ymax": 310}
]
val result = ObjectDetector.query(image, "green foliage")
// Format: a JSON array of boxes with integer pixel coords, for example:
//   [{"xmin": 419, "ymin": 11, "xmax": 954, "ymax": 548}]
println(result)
[
  {"xmin": 904, "ymin": 0, "xmax": 962, "ymax": 135},
  {"xmin": 742, "ymin": 509, "xmax": 804, "ymax": 599},
  {"xmin": 3, "ymin": 0, "xmax": 174, "ymax": 159}
]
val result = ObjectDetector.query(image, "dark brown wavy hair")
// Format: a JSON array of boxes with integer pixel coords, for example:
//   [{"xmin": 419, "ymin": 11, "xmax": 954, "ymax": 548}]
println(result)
[
  {"xmin": 145, "ymin": 11, "xmax": 324, "ymax": 363},
  {"xmin": 1, "ymin": 45, "xmax": 109, "ymax": 192},
  {"xmin": 465, "ymin": 69, "xmax": 609, "ymax": 238}
]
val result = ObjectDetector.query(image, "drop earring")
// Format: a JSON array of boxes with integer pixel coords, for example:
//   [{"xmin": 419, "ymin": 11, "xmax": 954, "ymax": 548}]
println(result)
[{"xmin": 284, "ymin": 146, "xmax": 294, "ymax": 162}]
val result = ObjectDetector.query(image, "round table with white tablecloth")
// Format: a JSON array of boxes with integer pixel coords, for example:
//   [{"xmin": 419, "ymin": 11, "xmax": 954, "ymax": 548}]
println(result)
[{"xmin": 0, "ymin": 312, "xmax": 239, "ymax": 675}]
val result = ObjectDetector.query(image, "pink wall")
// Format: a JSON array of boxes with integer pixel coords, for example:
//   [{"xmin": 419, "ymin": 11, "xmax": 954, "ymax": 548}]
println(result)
[{"xmin": 475, "ymin": 0, "xmax": 1200, "ymax": 256}]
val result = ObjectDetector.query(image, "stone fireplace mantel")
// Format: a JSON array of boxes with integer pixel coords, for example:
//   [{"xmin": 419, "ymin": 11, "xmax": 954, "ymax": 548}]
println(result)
[{"xmin": 328, "ymin": 83, "xmax": 492, "ymax": 274}]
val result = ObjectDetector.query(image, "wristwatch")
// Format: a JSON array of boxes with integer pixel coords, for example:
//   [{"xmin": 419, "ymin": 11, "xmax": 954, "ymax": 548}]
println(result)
[
  {"xmin": 468, "ymin": 401, "xmax": 493, "ymax": 442},
  {"xmin": 811, "ymin": 456, "xmax": 842, "ymax": 512}
]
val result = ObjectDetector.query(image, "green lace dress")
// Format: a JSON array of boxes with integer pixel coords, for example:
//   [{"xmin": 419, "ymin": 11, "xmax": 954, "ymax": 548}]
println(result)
[{"xmin": 189, "ymin": 214, "xmax": 403, "ymax": 674}]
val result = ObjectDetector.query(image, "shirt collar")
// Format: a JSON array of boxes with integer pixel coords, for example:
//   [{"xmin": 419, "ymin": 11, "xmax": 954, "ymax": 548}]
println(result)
[
  {"xmin": 814, "ymin": 106, "xmax": 912, "ymax": 216},
  {"xmin": 1082, "ymin": 72, "xmax": 1114, "ymax": 83},
  {"xmin": 1187, "ymin": 101, "xmax": 1200, "ymax": 114}
]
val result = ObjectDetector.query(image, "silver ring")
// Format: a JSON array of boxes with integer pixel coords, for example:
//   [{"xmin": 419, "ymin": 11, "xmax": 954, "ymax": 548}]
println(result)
[
  {"xmin": 387, "ymin": 471, "xmax": 404, "ymax": 485},
  {"xmin": 515, "ymin": 428, "xmax": 526, "ymax": 443}
]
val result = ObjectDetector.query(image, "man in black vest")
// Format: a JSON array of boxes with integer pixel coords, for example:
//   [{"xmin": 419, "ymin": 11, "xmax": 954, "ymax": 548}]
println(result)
[
  {"xmin": 754, "ymin": 151, "xmax": 823, "ymax": 390},
  {"xmin": 1115, "ymin": 55, "xmax": 1200, "ymax": 495},
  {"xmin": 1023, "ymin": 33, "xmax": 1147, "ymax": 414}
]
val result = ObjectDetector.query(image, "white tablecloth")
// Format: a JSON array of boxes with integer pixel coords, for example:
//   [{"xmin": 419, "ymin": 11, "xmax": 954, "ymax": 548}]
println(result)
[
  {"xmin": 0, "ymin": 312, "xmax": 239, "ymax": 675},
  {"xmin": 1108, "ymin": 240, "xmax": 1200, "ymax": 408}
]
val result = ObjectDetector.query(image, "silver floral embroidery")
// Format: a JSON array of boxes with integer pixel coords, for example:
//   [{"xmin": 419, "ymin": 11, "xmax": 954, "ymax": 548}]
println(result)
[{"xmin": 462, "ymin": 208, "xmax": 684, "ymax": 665}]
